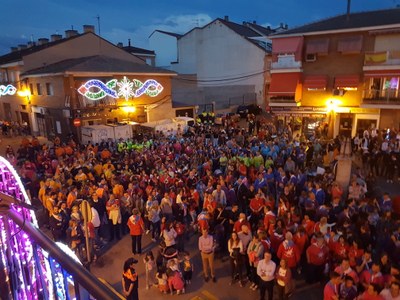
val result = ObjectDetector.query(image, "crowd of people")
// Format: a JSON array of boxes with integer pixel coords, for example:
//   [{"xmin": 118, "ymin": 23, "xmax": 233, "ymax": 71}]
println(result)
[{"xmin": 2, "ymin": 113, "xmax": 400, "ymax": 300}]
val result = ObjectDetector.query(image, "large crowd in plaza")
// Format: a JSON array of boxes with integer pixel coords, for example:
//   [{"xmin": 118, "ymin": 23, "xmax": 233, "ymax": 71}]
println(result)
[{"xmin": 2, "ymin": 113, "xmax": 400, "ymax": 300}]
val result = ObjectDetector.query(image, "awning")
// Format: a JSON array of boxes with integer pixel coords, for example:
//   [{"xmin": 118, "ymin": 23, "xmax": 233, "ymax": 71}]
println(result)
[
  {"xmin": 269, "ymin": 73, "xmax": 301, "ymax": 96},
  {"xmin": 272, "ymin": 37, "xmax": 304, "ymax": 54},
  {"xmin": 334, "ymin": 75, "xmax": 360, "ymax": 88},
  {"xmin": 364, "ymin": 70, "xmax": 400, "ymax": 77},
  {"xmin": 305, "ymin": 39, "xmax": 329, "ymax": 55},
  {"xmin": 337, "ymin": 35, "xmax": 363, "ymax": 53},
  {"xmin": 303, "ymin": 75, "xmax": 328, "ymax": 90}
]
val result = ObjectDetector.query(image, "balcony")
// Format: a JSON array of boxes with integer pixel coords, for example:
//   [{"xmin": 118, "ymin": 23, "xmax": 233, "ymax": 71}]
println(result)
[
  {"xmin": 364, "ymin": 50, "xmax": 400, "ymax": 69},
  {"xmin": 271, "ymin": 54, "xmax": 302, "ymax": 70},
  {"xmin": 362, "ymin": 88, "xmax": 400, "ymax": 106}
]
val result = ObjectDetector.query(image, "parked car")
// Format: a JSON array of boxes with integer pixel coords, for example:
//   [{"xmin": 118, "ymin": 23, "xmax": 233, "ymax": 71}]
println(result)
[{"xmin": 236, "ymin": 104, "xmax": 262, "ymax": 118}]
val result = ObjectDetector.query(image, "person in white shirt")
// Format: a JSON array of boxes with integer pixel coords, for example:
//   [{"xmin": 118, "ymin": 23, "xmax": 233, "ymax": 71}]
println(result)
[
  {"xmin": 257, "ymin": 251, "xmax": 276, "ymax": 300},
  {"xmin": 380, "ymin": 281, "xmax": 400, "ymax": 300}
]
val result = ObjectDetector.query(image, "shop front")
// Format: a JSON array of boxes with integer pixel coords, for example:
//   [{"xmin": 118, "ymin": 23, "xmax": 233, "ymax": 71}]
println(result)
[
  {"xmin": 271, "ymin": 106, "xmax": 328, "ymax": 138},
  {"xmin": 333, "ymin": 107, "xmax": 380, "ymax": 138}
]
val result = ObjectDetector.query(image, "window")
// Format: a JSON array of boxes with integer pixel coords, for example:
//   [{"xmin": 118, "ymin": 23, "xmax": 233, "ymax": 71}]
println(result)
[
  {"xmin": 36, "ymin": 83, "xmax": 42, "ymax": 95},
  {"xmin": 46, "ymin": 83, "xmax": 54, "ymax": 95},
  {"xmin": 29, "ymin": 84, "xmax": 34, "ymax": 95}
]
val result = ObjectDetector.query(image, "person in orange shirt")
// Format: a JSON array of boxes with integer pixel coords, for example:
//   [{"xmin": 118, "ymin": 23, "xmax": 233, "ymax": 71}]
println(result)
[
  {"xmin": 127, "ymin": 208, "xmax": 145, "ymax": 255},
  {"xmin": 67, "ymin": 186, "xmax": 78, "ymax": 209}
]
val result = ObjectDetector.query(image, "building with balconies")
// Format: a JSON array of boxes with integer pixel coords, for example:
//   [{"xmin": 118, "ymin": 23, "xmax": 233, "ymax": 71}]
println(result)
[{"xmin": 268, "ymin": 7, "xmax": 400, "ymax": 138}]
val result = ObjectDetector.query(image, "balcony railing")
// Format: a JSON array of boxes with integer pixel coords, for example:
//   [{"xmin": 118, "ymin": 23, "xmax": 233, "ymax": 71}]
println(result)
[
  {"xmin": 364, "ymin": 50, "xmax": 400, "ymax": 66},
  {"xmin": 272, "ymin": 54, "xmax": 302, "ymax": 70},
  {"xmin": 362, "ymin": 88, "xmax": 400, "ymax": 104}
]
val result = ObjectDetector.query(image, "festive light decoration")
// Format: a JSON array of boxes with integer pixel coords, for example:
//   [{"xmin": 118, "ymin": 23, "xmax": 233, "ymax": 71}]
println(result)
[
  {"xmin": 0, "ymin": 156, "xmax": 81, "ymax": 300},
  {"xmin": 0, "ymin": 84, "xmax": 17, "ymax": 96},
  {"xmin": 78, "ymin": 77, "xmax": 164, "ymax": 100},
  {"xmin": 117, "ymin": 76, "xmax": 134, "ymax": 100},
  {"xmin": 132, "ymin": 79, "xmax": 163, "ymax": 98},
  {"xmin": 78, "ymin": 79, "xmax": 118, "ymax": 100}
]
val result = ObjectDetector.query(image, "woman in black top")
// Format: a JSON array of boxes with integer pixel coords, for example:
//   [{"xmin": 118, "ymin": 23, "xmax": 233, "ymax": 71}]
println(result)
[{"xmin": 122, "ymin": 258, "xmax": 139, "ymax": 300}]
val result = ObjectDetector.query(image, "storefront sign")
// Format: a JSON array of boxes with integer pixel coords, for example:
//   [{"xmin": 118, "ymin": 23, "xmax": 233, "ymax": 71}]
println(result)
[
  {"xmin": 271, "ymin": 106, "xmax": 327, "ymax": 114},
  {"xmin": 0, "ymin": 84, "xmax": 17, "ymax": 96},
  {"xmin": 78, "ymin": 77, "xmax": 164, "ymax": 101}
]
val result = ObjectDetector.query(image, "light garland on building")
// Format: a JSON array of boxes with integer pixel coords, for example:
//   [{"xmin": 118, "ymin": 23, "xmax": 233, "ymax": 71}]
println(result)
[
  {"xmin": 0, "ymin": 84, "xmax": 17, "ymax": 96},
  {"xmin": 78, "ymin": 77, "xmax": 164, "ymax": 101},
  {"xmin": 78, "ymin": 79, "xmax": 118, "ymax": 100}
]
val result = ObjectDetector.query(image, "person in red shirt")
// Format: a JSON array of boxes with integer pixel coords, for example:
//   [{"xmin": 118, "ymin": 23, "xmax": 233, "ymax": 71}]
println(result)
[
  {"xmin": 329, "ymin": 234, "xmax": 349, "ymax": 265},
  {"xmin": 334, "ymin": 258, "xmax": 359, "ymax": 284},
  {"xmin": 302, "ymin": 215, "xmax": 316, "ymax": 237},
  {"xmin": 249, "ymin": 191, "xmax": 265, "ymax": 230},
  {"xmin": 263, "ymin": 206, "xmax": 276, "ymax": 234},
  {"xmin": 306, "ymin": 233, "xmax": 329, "ymax": 284},
  {"xmin": 127, "ymin": 208, "xmax": 145, "ymax": 255},
  {"xmin": 323, "ymin": 271, "xmax": 342, "ymax": 300},
  {"xmin": 277, "ymin": 232, "xmax": 300, "ymax": 270},
  {"xmin": 359, "ymin": 263, "xmax": 384, "ymax": 291},
  {"xmin": 348, "ymin": 239, "xmax": 364, "ymax": 268},
  {"xmin": 359, "ymin": 283, "xmax": 384, "ymax": 300},
  {"xmin": 233, "ymin": 213, "xmax": 251, "ymax": 233}
]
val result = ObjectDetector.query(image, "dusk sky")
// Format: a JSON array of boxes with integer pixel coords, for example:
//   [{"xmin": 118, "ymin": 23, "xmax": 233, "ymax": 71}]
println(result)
[{"xmin": 0, "ymin": 0, "xmax": 399, "ymax": 55}]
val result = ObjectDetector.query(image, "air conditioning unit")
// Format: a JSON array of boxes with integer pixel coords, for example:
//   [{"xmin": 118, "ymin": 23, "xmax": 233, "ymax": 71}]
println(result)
[{"xmin": 305, "ymin": 53, "xmax": 317, "ymax": 62}]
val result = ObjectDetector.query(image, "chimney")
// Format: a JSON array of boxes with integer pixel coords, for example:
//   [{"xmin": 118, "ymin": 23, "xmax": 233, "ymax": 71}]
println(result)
[
  {"xmin": 224, "ymin": 15, "xmax": 229, "ymax": 21},
  {"xmin": 117, "ymin": 42, "xmax": 123, "ymax": 48},
  {"xmin": 346, "ymin": 0, "xmax": 351, "ymax": 21},
  {"xmin": 18, "ymin": 44, "xmax": 27, "ymax": 50},
  {"xmin": 27, "ymin": 41, "xmax": 35, "ymax": 48},
  {"xmin": 253, "ymin": 20, "xmax": 257, "ymax": 24},
  {"xmin": 51, "ymin": 34, "xmax": 62, "ymax": 42},
  {"xmin": 38, "ymin": 38, "xmax": 49, "ymax": 45},
  {"xmin": 65, "ymin": 29, "xmax": 78, "ymax": 38},
  {"xmin": 10, "ymin": 47, "xmax": 18, "ymax": 52},
  {"xmin": 83, "ymin": 25, "xmax": 95, "ymax": 33},
  {"xmin": 267, "ymin": 26, "xmax": 271, "ymax": 30},
  {"xmin": 128, "ymin": 38, "xmax": 131, "ymax": 47}
]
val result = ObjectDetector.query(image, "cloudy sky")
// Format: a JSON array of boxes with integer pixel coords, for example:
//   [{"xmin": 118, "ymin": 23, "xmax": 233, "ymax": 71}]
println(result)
[{"xmin": 0, "ymin": 0, "xmax": 398, "ymax": 54}]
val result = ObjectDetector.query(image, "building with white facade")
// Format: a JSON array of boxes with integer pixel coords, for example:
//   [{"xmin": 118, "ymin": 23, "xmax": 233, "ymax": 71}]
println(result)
[{"xmin": 151, "ymin": 17, "xmax": 287, "ymax": 112}]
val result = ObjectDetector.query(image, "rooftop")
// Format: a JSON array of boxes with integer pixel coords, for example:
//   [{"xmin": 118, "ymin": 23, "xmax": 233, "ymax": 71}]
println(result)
[
  {"xmin": 273, "ymin": 7, "xmax": 400, "ymax": 36},
  {"xmin": 21, "ymin": 55, "xmax": 176, "ymax": 77}
]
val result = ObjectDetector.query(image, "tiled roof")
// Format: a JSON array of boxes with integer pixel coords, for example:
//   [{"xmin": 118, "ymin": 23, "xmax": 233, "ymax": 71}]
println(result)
[
  {"xmin": 21, "ymin": 55, "xmax": 176, "ymax": 76},
  {"xmin": 0, "ymin": 33, "xmax": 84, "ymax": 65},
  {"xmin": 244, "ymin": 22, "xmax": 276, "ymax": 36},
  {"xmin": 274, "ymin": 8, "xmax": 400, "ymax": 36},
  {"xmin": 122, "ymin": 46, "xmax": 155, "ymax": 56},
  {"xmin": 218, "ymin": 19, "xmax": 262, "ymax": 38},
  {"xmin": 152, "ymin": 30, "xmax": 183, "ymax": 39}
]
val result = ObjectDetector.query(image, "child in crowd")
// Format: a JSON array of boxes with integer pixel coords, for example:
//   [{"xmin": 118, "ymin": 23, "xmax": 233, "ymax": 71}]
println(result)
[
  {"xmin": 143, "ymin": 251, "xmax": 156, "ymax": 289},
  {"xmin": 182, "ymin": 252, "xmax": 193, "ymax": 285},
  {"xmin": 156, "ymin": 269, "xmax": 169, "ymax": 294},
  {"xmin": 167, "ymin": 269, "xmax": 185, "ymax": 295}
]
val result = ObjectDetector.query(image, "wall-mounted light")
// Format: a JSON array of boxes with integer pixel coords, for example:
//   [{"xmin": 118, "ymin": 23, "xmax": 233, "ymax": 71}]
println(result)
[
  {"xmin": 120, "ymin": 106, "xmax": 136, "ymax": 113},
  {"xmin": 17, "ymin": 89, "xmax": 31, "ymax": 104}
]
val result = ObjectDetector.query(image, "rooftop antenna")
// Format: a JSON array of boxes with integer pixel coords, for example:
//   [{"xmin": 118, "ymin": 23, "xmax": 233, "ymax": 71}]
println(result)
[
  {"xmin": 346, "ymin": 0, "xmax": 351, "ymax": 21},
  {"xmin": 96, "ymin": 15, "xmax": 101, "ymax": 36}
]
